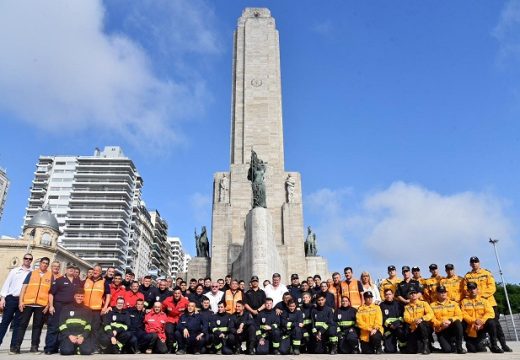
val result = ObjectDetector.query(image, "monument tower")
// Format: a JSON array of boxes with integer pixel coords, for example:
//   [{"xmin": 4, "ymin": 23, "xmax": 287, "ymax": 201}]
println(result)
[{"xmin": 189, "ymin": 8, "xmax": 329, "ymax": 282}]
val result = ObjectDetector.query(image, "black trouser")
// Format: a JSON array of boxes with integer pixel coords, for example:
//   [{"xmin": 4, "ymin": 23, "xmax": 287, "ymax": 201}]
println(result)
[
  {"xmin": 383, "ymin": 322, "xmax": 408, "ymax": 353},
  {"xmin": 280, "ymin": 326, "xmax": 303, "ymax": 354},
  {"xmin": 464, "ymin": 318, "xmax": 498, "ymax": 352},
  {"xmin": 44, "ymin": 301, "xmax": 69, "ymax": 353},
  {"xmin": 407, "ymin": 322, "xmax": 432, "ymax": 354},
  {"xmin": 165, "ymin": 323, "xmax": 177, "ymax": 352},
  {"xmin": 437, "ymin": 320, "xmax": 464, "ymax": 353},
  {"xmin": 59, "ymin": 334, "xmax": 93, "ymax": 355},
  {"xmin": 338, "ymin": 327, "xmax": 359, "ymax": 353},
  {"xmin": 360, "ymin": 332, "xmax": 383, "ymax": 354},
  {"xmin": 310, "ymin": 325, "xmax": 337, "ymax": 354},
  {"xmin": 175, "ymin": 331, "xmax": 205, "ymax": 353},
  {"xmin": 0, "ymin": 295, "xmax": 21, "ymax": 348},
  {"xmin": 99, "ymin": 330, "xmax": 137, "ymax": 354},
  {"xmin": 89, "ymin": 310, "xmax": 102, "ymax": 349},
  {"xmin": 15, "ymin": 306, "xmax": 46, "ymax": 349},
  {"xmin": 232, "ymin": 325, "xmax": 256, "ymax": 352},
  {"xmin": 493, "ymin": 305, "xmax": 507, "ymax": 348},
  {"xmin": 256, "ymin": 328, "xmax": 281, "ymax": 355}
]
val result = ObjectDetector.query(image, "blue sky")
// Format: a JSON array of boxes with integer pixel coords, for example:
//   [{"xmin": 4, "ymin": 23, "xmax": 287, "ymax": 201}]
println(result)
[{"xmin": 1, "ymin": 1, "xmax": 519, "ymax": 282}]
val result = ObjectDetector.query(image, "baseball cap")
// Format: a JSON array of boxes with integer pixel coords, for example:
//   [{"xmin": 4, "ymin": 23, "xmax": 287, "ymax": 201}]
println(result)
[
  {"xmin": 445, "ymin": 264, "xmax": 454, "ymax": 270},
  {"xmin": 363, "ymin": 291, "xmax": 374, "ymax": 298},
  {"xmin": 250, "ymin": 276, "xmax": 259, "ymax": 282},
  {"xmin": 429, "ymin": 264, "xmax": 438, "ymax": 270},
  {"xmin": 436, "ymin": 285, "xmax": 447, "ymax": 293},
  {"xmin": 467, "ymin": 282, "xmax": 477, "ymax": 290},
  {"xmin": 387, "ymin": 265, "xmax": 396, "ymax": 271},
  {"xmin": 407, "ymin": 287, "xmax": 418, "ymax": 296},
  {"xmin": 291, "ymin": 274, "xmax": 299, "ymax": 280},
  {"xmin": 402, "ymin": 266, "xmax": 410, "ymax": 272},
  {"xmin": 469, "ymin": 256, "xmax": 480, "ymax": 263},
  {"xmin": 412, "ymin": 266, "xmax": 420, "ymax": 272}
]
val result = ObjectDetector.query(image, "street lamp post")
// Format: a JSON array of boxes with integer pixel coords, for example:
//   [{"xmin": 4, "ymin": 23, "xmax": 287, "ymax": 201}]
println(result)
[{"xmin": 489, "ymin": 238, "xmax": 519, "ymax": 342}]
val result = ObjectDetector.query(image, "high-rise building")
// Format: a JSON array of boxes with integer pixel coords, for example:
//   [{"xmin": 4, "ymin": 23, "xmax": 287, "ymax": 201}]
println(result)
[
  {"xmin": 0, "ymin": 167, "xmax": 8, "ymax": 222},
  {"xmin": 24, "ymin": 147, "xmax": 143, "ymax": 272},
  {"xmin": 167, "ymin": 236, "xmax": 188, "ymax": 279},
  {"xmin": 130, "ymin": 203, "xmax": 153, "ymax": 278},
  {"xmin": 149, "ymin": 210, "xmax": 169, "ymax": 278}
]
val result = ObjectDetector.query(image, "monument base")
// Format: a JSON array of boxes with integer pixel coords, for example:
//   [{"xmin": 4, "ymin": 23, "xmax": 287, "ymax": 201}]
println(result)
[
  {"xmin": 187, "ymin": 257, "xmax": 210, "ymax": 280},
  {"xmin": 232, "ymin": 207, "xmax": 285, "ymax": 283},
  {"xmin": 305, "ymin": 256, "xmax": 330, "ymax": 280}
]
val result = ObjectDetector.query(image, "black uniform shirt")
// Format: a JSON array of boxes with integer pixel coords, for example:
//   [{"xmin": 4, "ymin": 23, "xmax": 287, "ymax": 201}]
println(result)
[
  {"xmin": 51, "ymin": 276, "xmax": 82, "ymax": 304},
  {"xmin": 245, "ymin": 288, "xmax": 266, "ymax": 311}
]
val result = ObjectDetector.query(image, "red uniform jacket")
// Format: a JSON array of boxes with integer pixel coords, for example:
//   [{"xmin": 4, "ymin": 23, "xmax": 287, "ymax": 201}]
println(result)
[
  {"xmin": 109, "ymin": 284, "xmax": 126, "ymax": 307},
  {"xmin": 124, "ymin": 290, "xmax": 145, "ymax": 309},
  {"xmin": 144, "ymin": 311, "xmax": 168, "ymax": 341},
  {"xmin": 162, "ymin": 296, "xmax": 189, "ymax": 324}
]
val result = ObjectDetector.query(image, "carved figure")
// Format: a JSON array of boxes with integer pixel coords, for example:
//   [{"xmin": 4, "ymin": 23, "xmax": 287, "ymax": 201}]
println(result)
[
  {"xmin": 304, "ymin": 226, "xmax": 317, "ymax": 256},
  {"xmin": 218, "ymin": 174, "xmax": 229, "ymax": 202},
  {"xmin": 195, "ymin": 226, "xmax": 209, "ymax": 257},
  {"xmin": 285, "ymin": 174, "xmax": 295, "ymax": 203},
  {"xmin": 247, "ymin": 150, "xmax": 267, "ymax": 208}
]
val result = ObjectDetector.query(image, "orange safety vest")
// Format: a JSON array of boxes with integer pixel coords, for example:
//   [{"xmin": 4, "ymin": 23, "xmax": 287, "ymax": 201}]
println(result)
[
  {"xmin": 330, "ymin": 278, "xmax": 363, "ymax": 309},
  {"xmin": 84, "ymin": 278, "xmax": 106, "ymax": 310},
  {"xmin": 23, "ymin": 270, "xmax": 53, "ymax": 306},
  {"xmin": 224, "ymin": 289, "xmax": 243, "ymax": 314}
]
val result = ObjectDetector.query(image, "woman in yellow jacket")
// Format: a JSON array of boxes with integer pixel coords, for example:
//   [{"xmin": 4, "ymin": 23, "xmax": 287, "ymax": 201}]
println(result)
[
  {"xmin": 355, "ymin": 291, "xmax": 383, "ymax": 354},
  {"xmin": 403, "ymin": 287, "xmax": 434, "ymax": 355}
]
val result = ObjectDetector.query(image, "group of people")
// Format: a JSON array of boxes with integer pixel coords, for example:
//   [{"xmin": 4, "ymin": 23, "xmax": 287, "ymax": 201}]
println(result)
[{"xmin": 0, "ymin": 254, "xmax": 513, "ymax": 355}]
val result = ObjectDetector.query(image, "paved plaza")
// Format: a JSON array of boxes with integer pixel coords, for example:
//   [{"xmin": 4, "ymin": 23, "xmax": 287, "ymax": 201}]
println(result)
[{"xmin": 1, "ymin": 330, "xmax": 519, "ymax": 360}]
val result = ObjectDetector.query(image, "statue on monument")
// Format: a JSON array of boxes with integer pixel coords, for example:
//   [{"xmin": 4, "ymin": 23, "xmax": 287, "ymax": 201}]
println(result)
[
  {"xmin": 304, "ymin": 226, "xmax": 318, "ymax": 256},
  {"xmin": 218, "ymin": 174, "xmax": 229, "ymax": 203},
  {"xmin": 247, "ymin": 150, "xmax": 267, "ymax": 208},
  {"xmin": 285, "ymin": 174, "xmax": 295, "ymax": 203},
  {"xmin": 195, "ymin": 226, "xmax": 209, "ymax": 257}
]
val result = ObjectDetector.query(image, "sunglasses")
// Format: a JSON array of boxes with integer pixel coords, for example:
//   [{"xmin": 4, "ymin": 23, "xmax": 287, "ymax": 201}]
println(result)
[{"xmin": 24, "ymin": 257, "xmax": 33, "ymax": 261}]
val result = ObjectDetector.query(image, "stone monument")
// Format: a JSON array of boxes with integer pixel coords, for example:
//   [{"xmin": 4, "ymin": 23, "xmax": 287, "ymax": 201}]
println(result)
[{"xmin": 189, "ymin": 8, "xmax": 329, "ymax": 283}]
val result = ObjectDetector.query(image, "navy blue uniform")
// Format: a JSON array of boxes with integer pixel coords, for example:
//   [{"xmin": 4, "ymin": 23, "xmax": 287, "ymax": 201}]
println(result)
[
  {"xmin": 255, "ymin": 308, "xmax": 281, "ymax": 355},
  {"xmin": 311, "ymin": 304, "xmax": 338, "ymax": 353},
  {"xmin": 335, "ymin": 306, "xmax": 359, "ymax": 353},
  {"xmin": 288, "ymin": 285, "xmax": 303, "ymax": 306},
  {"xmin": 58, "ymin": 302, "xmax": 93, "ymax": 355},
  {"xmin": 100, "ymin": 309, "xmax": 137, "ymax": 354},
  {"xmin": 138, "ymin": 285, "xmax": 158, "ymax": 309},
  {"xmin": 175, "ymin": 312, "xmax": 207, "ymax": 354},
  {"xmin": 379, "ymin": 300, "xmax": 407, "ymax": 353},
  {"xmin": 280, "ymin": 309, "xmax": 303, "ymax": 354},
  {"xmin": 45, "ymin": 275, "xmax": 82, "ymax": 353},
  {"xmin": 210, "ymin": 311, "xmax": 234, "ymax": 354},
  {"xmin": 230, "ymin": 311, "xmax": 256, "ymax": 353}
]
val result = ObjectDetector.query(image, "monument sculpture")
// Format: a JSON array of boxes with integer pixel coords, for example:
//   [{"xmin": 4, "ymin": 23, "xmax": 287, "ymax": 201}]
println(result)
[
  {"xmin": 247, "ymin": 150, "xmax": 267, "ymax": 208},
  {"xmin": 194, "ymin": 226, "xmax": 209, "ymax": 258},
  {"xmin": 218, "ymin": 174, "xmax": 229, "ymax": 203},
  {"xmin": 187, "ymin": 8, "xmax": 329, "ymax": 282},
  {"xmin": 304, "ymin": 226, "xmax": 318, "ymax": 257},
  {"xmin": 285, "ymin": 174, "xmax": 295, "ymax": 203}
]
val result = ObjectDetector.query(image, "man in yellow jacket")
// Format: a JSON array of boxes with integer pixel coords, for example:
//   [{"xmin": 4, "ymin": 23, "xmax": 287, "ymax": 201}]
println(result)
[
  {"xmin": 430, "ymin": 285, "xmax": 465, "ymax": 354},
  {"xmin": 356, "ymin": 291, "xmax": 383, "ymax": 354},
  {"xmin": 460, "ymin": 281, "xmax": 503, "ymax": 353},
  {"xmin": 440, "ymin": 264, "xmax": 464, "ymax": 303},
  {"xmin": 378, "ymin": 265, "xmax": 401, "ymax": 300},
  {"xmin": 403, "ymin": 287, "xmax": 434, "ymax": 355},
  {"xmin": 464, "ymin": 256, "xmax": 511, "ymax": 352},
  {"xmin": 422, "ymin": 264, "xmax": 443, "ymax": 303}
]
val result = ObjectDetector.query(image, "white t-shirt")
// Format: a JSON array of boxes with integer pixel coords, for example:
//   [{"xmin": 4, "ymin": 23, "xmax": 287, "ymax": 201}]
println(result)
[
  {"xmin": 264, "ymin": 283, "xmax": 288, "ymax": 306},
  {"xmin": 204, "ymin": 290, "xmax": 224, "ymax": 313}
]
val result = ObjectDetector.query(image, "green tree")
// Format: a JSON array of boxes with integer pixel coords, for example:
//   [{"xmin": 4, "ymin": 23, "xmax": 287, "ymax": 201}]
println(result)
[{"xmin": 495, "ymin": 283, "xmax": 520, "ymax": 315}]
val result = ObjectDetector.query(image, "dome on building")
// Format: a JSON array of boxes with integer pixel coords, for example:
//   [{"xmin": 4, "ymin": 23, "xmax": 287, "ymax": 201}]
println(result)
[{"xmin": 24, "ymin": 205, "xmax": 60, "ymax": 233}]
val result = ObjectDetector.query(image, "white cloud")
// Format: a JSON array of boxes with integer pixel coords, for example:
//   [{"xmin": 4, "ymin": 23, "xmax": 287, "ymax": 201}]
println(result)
[
  {"xmin": 306, "ymin": 182, "xmax": 518, "ymax": 281},
  {"xmin": 493, "ymin": 0, "xmax": 520, "ymax": 65},
  {"xmin": 0, "ymin": 0, "xmax": 217, "ymax": 150},
  {"xmin": 311, "ymin": 20, "xmax": 333, "ymax": 36}
]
